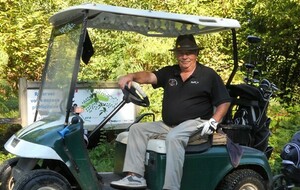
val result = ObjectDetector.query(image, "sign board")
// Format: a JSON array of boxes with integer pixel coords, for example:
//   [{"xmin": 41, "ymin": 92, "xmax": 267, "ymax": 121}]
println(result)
[{"xmin": 20, "ymin": 79, "xmax": 137, "ymax": 130}]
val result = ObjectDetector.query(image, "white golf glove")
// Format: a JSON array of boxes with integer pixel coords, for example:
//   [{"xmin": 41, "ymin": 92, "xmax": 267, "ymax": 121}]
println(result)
[{"xmin": 199, "ymin": 118, "xmax": 218, "ymax": 136}]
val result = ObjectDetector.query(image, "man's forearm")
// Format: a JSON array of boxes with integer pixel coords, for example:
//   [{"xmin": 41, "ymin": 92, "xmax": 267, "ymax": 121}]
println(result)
[
  {"xmin": 118, "ymin": 71, "xmax": 157, "ymax": 89},
  {"xmin": 212, "ymin": 102, "xmax": 231, "ymax": 122},
  {"xmin": 130, "ymin": 71, "xmax": 155, "ymax": 84}
]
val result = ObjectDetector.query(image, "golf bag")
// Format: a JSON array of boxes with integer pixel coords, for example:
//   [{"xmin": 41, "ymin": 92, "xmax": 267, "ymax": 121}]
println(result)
[
  {"xmin": 222, "ymin": 84, "xmax": 271, "ymax": 152},
  {"xmin": 280, "ymin": 131, "xmax": 300, "ymax": 183}
]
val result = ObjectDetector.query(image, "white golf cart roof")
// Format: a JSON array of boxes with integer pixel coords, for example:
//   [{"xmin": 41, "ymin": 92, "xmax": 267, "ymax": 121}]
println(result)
[{"xmin": 50, "ymin": 3, "xmax": 240, "ymax": 37}]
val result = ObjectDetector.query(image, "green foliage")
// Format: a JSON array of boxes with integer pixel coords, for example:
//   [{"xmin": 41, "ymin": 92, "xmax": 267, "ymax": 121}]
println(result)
[
  {"xmin": 0, "ymin": 79, "xmax": 19, "ymax": 117},
  {"xmin": 0, "ymin": 1, "xmax": 50, "ymax": 89},
  {"xmin": 0, "ymin": 152, "xmax": 15, "ymax": 164},
  {"xmin": 0, "ymin": 0, "xmax": 88, "ymax": 90},
  {"xmin": 0, "ymin": 121, "xmax": 16, "ymax": 164},
  {"xmin": 0, "ymin": 43, "xmax": 18, "ymax": 117},
  {"xmin": 89, "ymin": 140, "xmax": 115, "ymax": 172},
  {"xmin": 268, "ymin": 100, "xmax": 300, "ymax": 173},
  {"xmin": 0, "ymin": 124, "xmax": 22, "ymax": 153},
  {"xmin": 237, "ymin": 0, "xmax": 300, "ymax": 105}
]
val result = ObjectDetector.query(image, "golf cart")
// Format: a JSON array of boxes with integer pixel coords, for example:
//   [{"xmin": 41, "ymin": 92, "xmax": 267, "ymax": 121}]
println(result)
[{"xmin": 1, "ymin": 3, "xmax": 275, "ymax": 190}]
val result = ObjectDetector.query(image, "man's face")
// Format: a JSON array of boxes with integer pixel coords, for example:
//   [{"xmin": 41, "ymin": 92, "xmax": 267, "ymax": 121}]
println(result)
[{"xmin": 174, "ymin": 50, "xmax": 198, "ymax": 70}]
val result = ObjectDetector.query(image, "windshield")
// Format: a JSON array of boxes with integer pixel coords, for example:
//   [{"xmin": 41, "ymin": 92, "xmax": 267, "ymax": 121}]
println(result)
[{"xmin": 34, "ymin": 18, "xmax": 84, "ymax": 122}]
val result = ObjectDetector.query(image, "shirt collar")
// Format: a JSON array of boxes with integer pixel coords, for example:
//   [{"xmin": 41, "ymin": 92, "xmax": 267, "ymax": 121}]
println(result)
[{"xmin": 174, "ymin": 62, "xmax": 202, "ymax": 77}]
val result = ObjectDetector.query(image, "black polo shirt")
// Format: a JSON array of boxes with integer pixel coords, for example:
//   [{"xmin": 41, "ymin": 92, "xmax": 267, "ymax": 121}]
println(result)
[{"xmin": 153, "ymin": 62, "xmax": 231, "ymax": 126}]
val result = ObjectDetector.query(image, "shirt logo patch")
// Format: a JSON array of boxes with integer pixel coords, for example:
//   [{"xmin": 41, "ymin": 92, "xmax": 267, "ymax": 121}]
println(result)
[
  {"xmin": 168, "ymin": 79, "xmax": 178, "ymax": 86},
  {"xmin": 191, "ymin": 80, "xmax": 199, "ymax": 84}
]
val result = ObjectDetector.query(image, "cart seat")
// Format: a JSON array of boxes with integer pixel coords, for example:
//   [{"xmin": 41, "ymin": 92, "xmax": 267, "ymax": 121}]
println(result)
[{"xmin": 115, "ymin": 131, "xmax": 227, "ymax": 154}]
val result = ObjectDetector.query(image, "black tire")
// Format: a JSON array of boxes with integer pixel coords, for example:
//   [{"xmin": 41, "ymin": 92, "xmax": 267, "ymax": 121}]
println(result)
[
  {"xmin": 0, "ymin": 157, "xmax": 19, "ymax": 190},
  {"xmin": 272, "ymin": 174, "xmax": 293, "ymax": 190},
  {"xmin": 13, "ymin": 169, "xmax": 72, "ymax": 190},
  {"xmin": 217, "ymin": 169, "xmax": 266, "ymax": 190}
]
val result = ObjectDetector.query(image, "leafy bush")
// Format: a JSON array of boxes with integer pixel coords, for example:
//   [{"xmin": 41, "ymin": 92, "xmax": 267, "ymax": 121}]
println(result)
[
  {"xmin": 88, "ymin": 129, "xmax": 122, "ymax": 172},
  {"xmin": 89, "ymin": 141, "xmax": 115, "ymax": 172},
  {"xmin": 0, "ymin": 79, "xmax": 19, "ymax": 118},
  {"xmin": 268, "ymin": 101, "xmax": 300, "ymax": 174},
  {"xmin": 0, "ymin": 124, "xmax": 21, "ymax": 164},
  {"xmin": 0, "ymin": 124, "xmax": 22, "ymax": 152},
  {"xmin": 0, "ymin": 152, "xmax": 15, "ymax": 164}
]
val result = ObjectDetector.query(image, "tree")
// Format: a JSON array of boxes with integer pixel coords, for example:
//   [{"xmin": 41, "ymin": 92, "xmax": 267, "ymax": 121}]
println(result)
[
  {"xmin": 0, "ymin": 1, "xmax": 51, "ymax": 88},
  {"xmin": 236, "ymin": 0, "xmax": 300, "ymax": 104},
  {"xmin": 0, "ymin": 0, "xmax": 86, "ymax": 89}
]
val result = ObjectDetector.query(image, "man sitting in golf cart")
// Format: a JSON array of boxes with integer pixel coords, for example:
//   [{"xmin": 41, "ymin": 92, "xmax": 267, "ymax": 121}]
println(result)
[{"xmin": 111, "ymin": 34, "xmax": 231, "ymax": 190}]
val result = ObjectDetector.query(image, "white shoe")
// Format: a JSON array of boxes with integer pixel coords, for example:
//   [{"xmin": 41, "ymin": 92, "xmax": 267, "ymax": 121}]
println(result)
[{"xmin": 110, "ymin": 175, "xmax": 147, "ymax": 189}]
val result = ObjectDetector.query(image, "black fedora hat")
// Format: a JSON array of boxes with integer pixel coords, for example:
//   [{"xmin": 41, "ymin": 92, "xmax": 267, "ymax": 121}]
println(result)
[{"xmin": 170, "ymin": 34, "xmax": 200, "ymax": 51}]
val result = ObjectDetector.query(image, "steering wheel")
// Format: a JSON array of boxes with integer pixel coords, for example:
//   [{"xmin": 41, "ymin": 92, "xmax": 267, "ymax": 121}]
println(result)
[{"xmin": 122, "ymin": 82, "xmax": 150, "ymax": 107}]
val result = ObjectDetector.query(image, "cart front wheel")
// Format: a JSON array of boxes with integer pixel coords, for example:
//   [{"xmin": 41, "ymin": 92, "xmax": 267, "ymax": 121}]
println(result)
[
  {"xmin": 13, "ymin": 169, "xmax": 72, "ymax": 190},
  {"xmin": 217, "ymin": 169, "xmax": 266, "ymax": 190},
  {"xmin": 0, "ymin": 157, "xmax": 19, "ymax": 190}
]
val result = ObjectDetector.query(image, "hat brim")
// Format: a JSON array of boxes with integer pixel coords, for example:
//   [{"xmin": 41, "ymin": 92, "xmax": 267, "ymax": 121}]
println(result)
[{"xmin": 169, "ymin": 47, "xmax": 201, "ymax": 51}]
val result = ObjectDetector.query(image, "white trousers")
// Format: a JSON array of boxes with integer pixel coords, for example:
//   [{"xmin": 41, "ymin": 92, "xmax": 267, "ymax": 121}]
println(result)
[{"xmin": 123, "ymin": 118, "xmax": 205, "ymax": 190}]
